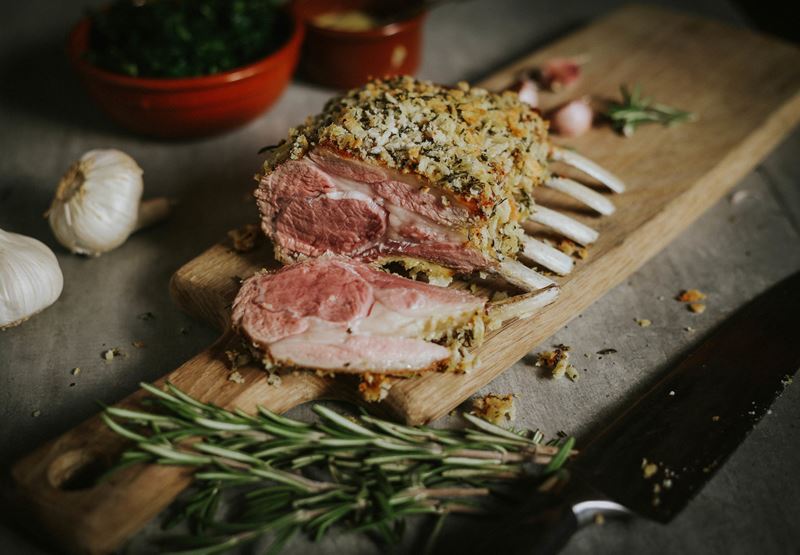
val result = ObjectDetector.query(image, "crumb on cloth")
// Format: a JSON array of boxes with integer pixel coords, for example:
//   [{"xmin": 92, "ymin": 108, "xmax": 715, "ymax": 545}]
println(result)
[
  {"xmin": 102, "ymin": 348, "xmax": 123, "ymax": 361},
  {"xmin": 677, "ymin": 289, "xmax": 708, "ymax": 314},
  {"xmin": 643, "ymin": 461, "xmax": 658, "ymax": 479},
  {"xmin": 677, "ymin": 289, "xmax": 706, "ymax": 303},
  {"xmin": 596, "ymin": 348, "xmax": 617, "ymax": 355},
  {"xmin": 536, "ymin": 344, "xmax": 578, "ymax": 381},
  {"xmin": 729, "ymin": 190, "xmax": 750, "ymax": 204},
  {"xmin": 472, "ymin": 393, "xmax": 516, "ymax": 424}
]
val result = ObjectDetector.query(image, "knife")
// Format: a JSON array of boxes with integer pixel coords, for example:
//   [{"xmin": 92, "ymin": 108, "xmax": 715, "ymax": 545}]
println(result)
[{"xmin": 435, "ymin": 270, "xmax": 800, "ymax": 554}]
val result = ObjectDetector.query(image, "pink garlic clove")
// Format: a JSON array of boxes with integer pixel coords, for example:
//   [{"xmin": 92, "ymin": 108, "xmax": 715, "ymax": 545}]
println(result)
[
  {"xmin": 508, "ymin": 76, "xmax": 539, "ymax": 108},
  {"xmin": 549, "ymin": 98, "xmax": 594, "ymax": 138}
]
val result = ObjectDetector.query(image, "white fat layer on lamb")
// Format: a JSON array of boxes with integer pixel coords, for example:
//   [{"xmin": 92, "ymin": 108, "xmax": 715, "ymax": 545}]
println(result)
[
  {"xmin": 305, "ymin": 157, "xmax": 468, "ymax": 247},
  {"xmin": 267, "ymin": 325, "xmax": 451, "ymax": 372},
  {"xmin": 255, "ymin": 259, "xmax": 484, "ymax": 373},
  {"xmin": 352, "ymin": 295, "xmax": 480, "ymax": 339}
]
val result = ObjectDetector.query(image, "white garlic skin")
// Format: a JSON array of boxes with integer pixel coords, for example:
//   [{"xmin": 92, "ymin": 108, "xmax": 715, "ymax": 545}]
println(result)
[
  {"xmin": 0, "ymin": 229, "xmax": 64, "ymax": 329},
  {"xmin": 48, "ymin": 149, "xmax": 144, "ymax": 256}
]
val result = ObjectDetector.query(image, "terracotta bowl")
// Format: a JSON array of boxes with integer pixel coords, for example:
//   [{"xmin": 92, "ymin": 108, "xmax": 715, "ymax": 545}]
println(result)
[
  {"xmin": 292, "ymin": 0, "xmax": 426, "ymax": 89},
  {"xmin": 67, "ymin": 11, "xmax": 304, "ymax": 138}
]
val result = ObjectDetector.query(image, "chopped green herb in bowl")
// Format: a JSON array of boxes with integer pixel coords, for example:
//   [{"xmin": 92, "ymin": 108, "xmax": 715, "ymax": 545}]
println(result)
[
  {"xmin": 67, "ymin": 0, "xmax": 303, "ymax": 136},
  {"xmin": 86, "ymin": 0, "xmax": 286, "ymax": 78}
]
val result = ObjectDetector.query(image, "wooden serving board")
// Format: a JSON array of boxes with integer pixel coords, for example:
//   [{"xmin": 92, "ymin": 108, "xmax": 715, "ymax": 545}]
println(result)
[{"xmin": 9, "ymin": 5, "xmax": 800, "ymax": 555}]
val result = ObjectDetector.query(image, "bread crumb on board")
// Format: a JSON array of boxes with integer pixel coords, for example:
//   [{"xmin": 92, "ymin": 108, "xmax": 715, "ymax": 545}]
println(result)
[
  {"xmin": 228, "ymin": 224, "xmax": 261, "ymax": 253},
  {"xmin": 636, "ymin": 318, "xmax": 652, "ymax": 328},
  {"xmin": 688, "ymin": 303, "xmax": 706, "ymax": 314},
  {"xmin": 557, "ymin": 238, "xmax": 589, "ymax": 260},
  {"xmin": 228, "ymin": 371, "xmax": 246, "ymax": 384},
  {"xmin": 359, "ymin": 372, "xmax": 394, "ymax": 402},
  {"xmin": 226, "ymin": 349, "xmax": 253, "ymax": 370},
  {"xmin": 472, "ymin": 393, "xmax": 516, "ymax": 424}
]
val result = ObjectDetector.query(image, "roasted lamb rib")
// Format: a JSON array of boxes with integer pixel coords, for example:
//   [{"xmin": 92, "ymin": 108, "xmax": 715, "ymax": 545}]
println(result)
[
  {"xmin": 232, "ymin": 256, "xmax": 557, "ymax": 395},
  {"xmin": 256, "ymin": 76, "xmax": 624, "ymax": 291}
]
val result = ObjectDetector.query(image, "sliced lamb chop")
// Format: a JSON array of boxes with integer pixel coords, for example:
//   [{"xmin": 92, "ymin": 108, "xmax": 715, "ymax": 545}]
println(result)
[
  {"xmin": 231, "ymin": 257, "xmax": 487, "ymax": 375},
  {"xmin": 256, "ymin": 150, "xmax": 488, "ymax": 274},
  {"xmin": 256, "ymin": 76, "xmax": 625, "ymax": 286}
]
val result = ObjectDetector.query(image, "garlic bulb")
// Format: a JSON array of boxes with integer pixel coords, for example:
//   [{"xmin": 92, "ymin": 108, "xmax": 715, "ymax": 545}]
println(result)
[
  {"xmin": 0, "ymin": 229, "xmax": 64, "ymax": 329},
  {"xmin": 47, "ymin": 149, "xmax": 170, "ymax": 256}
]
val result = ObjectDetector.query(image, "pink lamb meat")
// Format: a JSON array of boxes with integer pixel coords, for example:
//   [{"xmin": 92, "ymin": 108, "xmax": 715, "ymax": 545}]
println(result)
[
  {"xmin": 256, "ymin": 148, "xmax": 489, "ymax": 273},
  {"xmin": 231, "ymin": 257, "xmax": 485, "ymax": 374}
]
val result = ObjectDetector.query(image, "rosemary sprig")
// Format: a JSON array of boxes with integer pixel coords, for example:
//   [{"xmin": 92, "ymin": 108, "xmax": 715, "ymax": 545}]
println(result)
[
  {"xmin": 605, "ymin": 84, "xmax": 695, "ymax": 137},
  {"xmin": 103, "ymin": 382, "xmax": 576, "ymax": 554}
]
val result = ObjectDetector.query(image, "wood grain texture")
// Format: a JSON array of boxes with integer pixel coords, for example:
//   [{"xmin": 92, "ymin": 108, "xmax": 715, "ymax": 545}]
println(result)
[{"xmin": 8, "ymin": 5, "xmax": 800, "ymax": 554}]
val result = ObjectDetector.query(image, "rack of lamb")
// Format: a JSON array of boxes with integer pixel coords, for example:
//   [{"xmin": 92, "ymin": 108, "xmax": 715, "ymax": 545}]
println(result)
[
  {"xmin": 256, "ymin": 76, "xmax": 623, "ymax": 290},
  {"xmin": 234, "ymin": 76, "xmax": 623, "ymax": 397}
]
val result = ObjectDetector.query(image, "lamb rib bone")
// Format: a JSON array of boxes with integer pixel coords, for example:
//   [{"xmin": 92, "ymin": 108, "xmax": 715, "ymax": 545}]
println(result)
[
  {"xmin": 486, "ymin": 284, "xmax": 559, "ymax": 329},
  {"xmin": 520, "ymin": 236, "xmax": 574, "ymax": 276},
  {"xmin": 544, "ymin": 176, "xmax": 616, "ymax": 215},
  {"xmin": 498, "ymin": 259, "xmax": 555, "ymax": 291},
  {"xmin": 550, "ymin": 146, "xmax": 626, "ymax": 193},
  {"xmin": 526, "ymin": 205, "xmax": 599, "ymax": 246}
]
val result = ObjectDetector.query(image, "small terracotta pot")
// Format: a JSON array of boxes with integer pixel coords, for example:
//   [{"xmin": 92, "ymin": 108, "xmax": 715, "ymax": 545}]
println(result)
[
  {"xmin": 66, "ymin": 12, "xmax": 304, "ymax": 138},
  {"xmin": 292, "ymin": 0, "xmax": 426, "ymax": 89}
]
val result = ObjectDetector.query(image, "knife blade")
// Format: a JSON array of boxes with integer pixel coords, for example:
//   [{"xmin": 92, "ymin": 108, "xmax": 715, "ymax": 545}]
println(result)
[
  {"xmin": 572, "ymin": 270, "xmax": 800, "ymax": 522},
  {"xmin": 435, "ymin": 270, "xmax": 800, "ymax": 554}
]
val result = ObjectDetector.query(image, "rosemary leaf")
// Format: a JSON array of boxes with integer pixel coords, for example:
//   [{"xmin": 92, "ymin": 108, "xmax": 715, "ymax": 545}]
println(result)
[
  {"xmin": 605, "ymin": 84, "xmax": 695, "ymax": 136},
  {"xmin": 102, "ymin": 382, "xmax": 577, "ymax": 554},
  {"xmin": 544, "ymin": 436, "xmax": 576, "ymax": 474}
]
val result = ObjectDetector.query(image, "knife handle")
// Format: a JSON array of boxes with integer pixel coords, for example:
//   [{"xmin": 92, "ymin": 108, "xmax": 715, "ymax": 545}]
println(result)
[
  {"xmin": 509, "ymin": 477, "xmax": 630, "ymax": 555},
  {"xmin": 507, "ymin": 497, "xmax": 581, "ymax": 555},
  {"xmin": 432, "ymin": 474, "xmax": 629, "ymax": 555}
]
